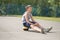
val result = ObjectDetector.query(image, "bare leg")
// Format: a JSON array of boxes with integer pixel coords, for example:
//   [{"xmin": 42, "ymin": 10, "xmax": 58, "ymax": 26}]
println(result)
[
  {"xmin": 34, "ymin": 22, "xmax": 52, "ymax": 32},
  {"xmin": 34, "ymin": 22, "xmax": 44, "ymax": 29},
  {"xmin": 30, "ymin": 25, "xmax": 41, "ymax": 32},
  {"xmin": 30, "ymin": 25, "xmax": 46, "ymax": 34}
]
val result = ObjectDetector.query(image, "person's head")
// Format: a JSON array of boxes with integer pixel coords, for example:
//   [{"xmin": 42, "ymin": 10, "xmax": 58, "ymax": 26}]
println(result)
[{"xmin": 25, "ymin": 5, "xmax": 32, "ymax": 12}]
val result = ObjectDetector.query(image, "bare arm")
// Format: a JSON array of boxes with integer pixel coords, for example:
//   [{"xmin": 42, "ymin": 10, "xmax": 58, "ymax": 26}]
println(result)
[{"xmin": 31, "ymin": 15, "xmax": 36, "ymax": 22}]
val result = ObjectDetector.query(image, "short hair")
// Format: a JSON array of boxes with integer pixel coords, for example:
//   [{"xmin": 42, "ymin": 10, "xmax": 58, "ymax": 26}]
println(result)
[{"xmin": 25, "ymin": 5, "xmax": 32, "ymax": 9}]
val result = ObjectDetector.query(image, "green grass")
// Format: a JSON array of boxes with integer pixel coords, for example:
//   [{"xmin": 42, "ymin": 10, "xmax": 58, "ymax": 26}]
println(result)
[
  {"xmin": 17, "ymin": 15, "xmax": 60, "ymax": 22},
  {"xmin": 33, "ymin": 16, "xmax": 60, "ymax": 22}
]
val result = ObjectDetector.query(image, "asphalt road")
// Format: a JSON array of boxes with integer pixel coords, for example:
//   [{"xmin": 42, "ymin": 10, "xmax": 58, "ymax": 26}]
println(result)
[{"xmin": 0, "ymin": 16, "xmax": 60, "ymax": 40}]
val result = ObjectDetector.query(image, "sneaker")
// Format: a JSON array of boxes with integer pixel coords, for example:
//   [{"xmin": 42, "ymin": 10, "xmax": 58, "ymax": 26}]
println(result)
[
  {"xmin": 45, "ymin": 27, "xmax": 52, "ymax": 32},
  {"xmin": 23, "ymin": 27, "xmax": 28, "ymax": 31}
]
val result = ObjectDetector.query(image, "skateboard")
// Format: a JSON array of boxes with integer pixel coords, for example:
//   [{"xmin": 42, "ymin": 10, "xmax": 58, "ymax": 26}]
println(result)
[{"xmin": 23, "ymin": 26, "xmax": 28, "ymax": 31}]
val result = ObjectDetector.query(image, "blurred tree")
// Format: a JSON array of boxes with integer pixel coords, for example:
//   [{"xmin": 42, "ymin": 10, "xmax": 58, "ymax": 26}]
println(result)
[{"xmin": 0, "ymin": 0, "xmax": 60, "ymax": 17}]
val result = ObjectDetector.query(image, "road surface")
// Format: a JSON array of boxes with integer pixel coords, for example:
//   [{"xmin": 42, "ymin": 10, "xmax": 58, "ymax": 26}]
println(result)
[{"xmin": 0, "ymin": 16, "xmax": 60, "ymax": 40}]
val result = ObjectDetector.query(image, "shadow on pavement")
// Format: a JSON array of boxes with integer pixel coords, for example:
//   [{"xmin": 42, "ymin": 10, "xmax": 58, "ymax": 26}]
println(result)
[{"xmin": 28, "ymin": 30, "xmax": 56, "ymax": 34}]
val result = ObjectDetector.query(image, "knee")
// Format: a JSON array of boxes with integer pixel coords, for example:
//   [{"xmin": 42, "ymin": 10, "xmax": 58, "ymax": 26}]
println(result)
[
  {"xmin": 35, "ymin": 23, "xmax": 39, "ymax": 25},
  {"xmin": 37, "ymin": 23, "xmax": 40, "ymax": 25}
]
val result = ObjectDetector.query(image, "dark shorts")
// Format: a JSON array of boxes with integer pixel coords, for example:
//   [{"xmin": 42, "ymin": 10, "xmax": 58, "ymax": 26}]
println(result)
[{"xmin": 23, "ymin": 22, "xmax": 36, "ymax": 28}]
